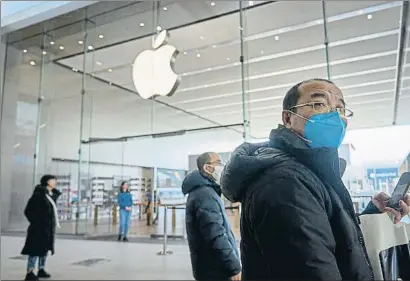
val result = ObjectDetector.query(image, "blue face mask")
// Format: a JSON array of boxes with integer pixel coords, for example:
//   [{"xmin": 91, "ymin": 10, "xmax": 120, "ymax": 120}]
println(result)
[{"xmin": 294, "ymin": 111, "xmax": 346, "ymax": 148}]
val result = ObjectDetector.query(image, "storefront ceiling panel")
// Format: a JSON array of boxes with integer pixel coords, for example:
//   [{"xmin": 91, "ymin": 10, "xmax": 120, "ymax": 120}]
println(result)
[{"xmin": 8, "ymin": 0, "xmax": 410, "ymax": 137}]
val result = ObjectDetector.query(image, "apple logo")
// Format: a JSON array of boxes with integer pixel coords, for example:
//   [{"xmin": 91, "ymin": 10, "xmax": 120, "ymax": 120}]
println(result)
[{"xmin": 132, "ymin": 30, "xmax": 181, "ymax": 99}]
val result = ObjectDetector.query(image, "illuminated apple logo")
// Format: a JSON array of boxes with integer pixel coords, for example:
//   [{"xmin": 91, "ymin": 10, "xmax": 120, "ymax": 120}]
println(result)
[{"xmin": 132, "ymin": 30, "xmax": 181, "ymax": 99}]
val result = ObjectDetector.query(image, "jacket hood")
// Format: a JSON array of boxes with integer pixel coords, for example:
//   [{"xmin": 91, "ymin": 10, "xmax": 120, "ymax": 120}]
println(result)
[
  {"xmin": 182, "ymin": 170, "xmax": 221, "ymax": 195},
  {"xmin": 222, "ymin": 125, "xmax": 344, "ymax": 203},
  {"xmin": 221, "ymin": 141, "xmax": 290, "ymax": 203},
  {"xmin": 33, "ymin": 185, "xmax": 47, "ymax": 194}
]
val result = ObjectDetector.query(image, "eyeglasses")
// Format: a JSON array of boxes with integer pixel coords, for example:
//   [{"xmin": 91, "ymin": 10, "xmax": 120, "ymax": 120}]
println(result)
[
  {"xmin": 207, "ymin": 161, "xmax": 224, "ymax": 166},
  {"xmin": 289, "ymin": 102, "xmax": 354, "ymax": 119}
]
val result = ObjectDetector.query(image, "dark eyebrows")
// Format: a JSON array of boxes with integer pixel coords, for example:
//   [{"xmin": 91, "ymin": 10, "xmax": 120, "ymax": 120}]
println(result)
[
  {"xmin": 310, "ymin": 92, "xmax": 346, "ymax": 108},
  {"xmin": 310, "ymin": 92, "xmax": 328, "ymax": 101}
]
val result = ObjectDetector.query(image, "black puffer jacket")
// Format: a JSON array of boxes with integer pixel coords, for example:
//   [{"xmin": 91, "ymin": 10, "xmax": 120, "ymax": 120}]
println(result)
[
  {"xmin": 221, "ymin": 126, "xmax": 375, "ymax": 281},
  {"xmin": 183, "ymin": 170, "xmax": 241, "ymax": 281}
]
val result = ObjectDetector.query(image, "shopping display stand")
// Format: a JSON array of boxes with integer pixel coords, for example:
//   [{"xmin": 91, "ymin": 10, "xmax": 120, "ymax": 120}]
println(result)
[{"xmin": 360, "ymin": 213, "xmax": 410, "ymax": 280}]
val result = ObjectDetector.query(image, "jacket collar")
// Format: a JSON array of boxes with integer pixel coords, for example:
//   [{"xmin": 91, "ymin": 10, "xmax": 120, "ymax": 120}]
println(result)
[{"xmin": 269, "ymin": 125, "xmax": 342, "ymax": 187}]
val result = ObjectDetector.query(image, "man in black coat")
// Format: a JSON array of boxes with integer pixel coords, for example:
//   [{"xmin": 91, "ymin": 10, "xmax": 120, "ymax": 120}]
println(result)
[
  {"xmin": 21, "ymin": 175, "xmax": 61, "ymax": 280},
  {"xmin": 183, "ymin": 152, "xmax": 241, "ymax": 281},
  {"xmin": 221, "ymin": 79, "xmax": 410, "ymax": 281}
]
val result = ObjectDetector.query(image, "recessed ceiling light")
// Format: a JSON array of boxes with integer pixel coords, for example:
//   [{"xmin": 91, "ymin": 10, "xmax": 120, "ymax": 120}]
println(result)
[
  {"xmin": 88, "ymin": 45, "xmax": 94, "ymax": 50},
  {"xmin": 156, "ymin": 26, "xmax": 162, "ymax": 31},
  {"xmin": 59, "ymin": 45, "xmax": 64, "ymax": 50},
  {"xmin": 183, "ymin": 51, "xmax": 188, "ymax": 55},
  {"xmin": 72, "ymin": 68, "xmax": 78, "ymax": 72},
  {"xmin": 29, "ymin": 61, "xmax": 36, "ymax": 66},
  {"xmin": 98, "ymin": 34, "xmax": 104, "ymax": 39},
  {"xmin": 261, "ymin": 50, "xmax": 264, "ymax": 54},
  {"xmin": 13, "ymin": 143, "xmax": 21, "ymax": 149},
  {"xmin": 274, "ymin": 35, "xmax": 279, "ymax": 41},
  {"xmin": 210, "ymin": 1, "xmax": 216, "ymax": 6},
  {"xmin": 108, "ymin": 68, "xmax": 113, "ymax": 72},
  {"xmin": 42, "ymin": 51, "xmax": 47, "ymax": 55},
  {"xmin": 200, "ymin": 36, "xmax": 205, "ymax": 40},
  {"xmin": 212, "ymin": 45, "xmax": 216, "ymax": 48},
  {"xmin": 249, "ymin": 1, "xmax": 254, "ymax": 6},
  {"xmin": 78, "ymin": 40, "xmax": 84, "ymax": 45},
  {"xmin": 367, "ymin": 14, "xmax": 373, "ymax": 20},
  {"xmin": 23, "ymin": 49, "xmax": 27, "ymax": 53},
  {"xmin": 50, "ymin": 41, "xmax": 55, "ymax": 45},
  {"xmin": 163, "ymin": 6, "xmax": 168, "ymax": 11},
  {"xmin": 140, "ymin": 22, "xmax": 145, "ymax": 27},
  {"xmin": 227, "ymin": 57, "xmax": 230, "ymax": 61},
  {"xmin": 196, "ymin": 53, "xmax": 201, "ymax": 58},
  {"xmin": 96, "ymin": 61, "xmax": 102, "ymax": 66}
]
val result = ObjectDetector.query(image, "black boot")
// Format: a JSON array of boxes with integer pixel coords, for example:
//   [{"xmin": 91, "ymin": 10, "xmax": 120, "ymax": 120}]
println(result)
[
  {"xmin": 25, "ymin": 271, "xmax": 38, "ymax": 281},
  {"xmin": 37, "ymin": 269, "xmax": 51, "ymax": 279},
  {"xmin": 117, "ymin": 235, "xmax": 122, "ymax": 241},
  {"xmin": 122, "ymin": 237, "xmax": 129, "ymax": 242}
]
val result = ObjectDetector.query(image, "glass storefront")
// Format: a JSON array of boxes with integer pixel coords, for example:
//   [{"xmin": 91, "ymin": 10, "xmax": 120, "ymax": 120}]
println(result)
[{"xmin": 1, "ymin": 1, "xmax": 410, "ymax": 236}]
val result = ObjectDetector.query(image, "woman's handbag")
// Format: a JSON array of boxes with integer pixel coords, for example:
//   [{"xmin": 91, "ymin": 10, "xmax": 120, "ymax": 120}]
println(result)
[{"xmin": 359, "ymin": 213, "xmax": 410, "ymax": 280}]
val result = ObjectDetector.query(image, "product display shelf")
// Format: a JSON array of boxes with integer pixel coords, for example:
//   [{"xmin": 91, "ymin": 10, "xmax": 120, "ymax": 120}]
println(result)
[
  {"xmin": 56, "ymin": 175, "xmax": 72, "ymax": 220},
  {"xmin": 91, "ymin": 178, "xmax": 108, "ymax": 206},
  {"xmin": 129, "ymin": 177, "xmax": 152, "ymax": 204}
]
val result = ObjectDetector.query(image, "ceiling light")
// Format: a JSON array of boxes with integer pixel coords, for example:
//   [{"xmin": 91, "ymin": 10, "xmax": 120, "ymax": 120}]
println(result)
[
  {"xmin": 196, "ymin": 53, "xmax": 201, "ymax": 58},
  {"xmin": 50, "ymin": 41, "xmax": 55, "ymax": 45},
  {"xmin": 163, "ymin": 6, "xmax": 168, "ymax": 11},
  {"xmin": 140, "ymin": 22, "xmax": 145, "ymax": 27},
  {"xmin": 367, "ymin": 14, "xmax": 373, "ymax": 20},
  {"xmin": 359, "ymin": 10, "xmax": 364, "ymax": 15},
  {"xmin": 23, "ymin": 49, "xmax": 27, "ymax": 53},
  {"xmin": 212, "ymin": 45, "xmax": 216, "ymax": 48},
  {"xmin": 200, "ymin": 36, "xmax": 205, "ymax": 40},
  {"xmin": 156, "ymin": 26, "xmax": 162, "ymax": 31},
  {"xmin": 249, "ymin": 1, "xmax": 254, "ymax": 6},
  {"xmin": 227, "ymin": 57, "xmax": 230, "ymax": 61},
  {"xmin": 274, "ymin": 35, "xmax": 279, "ymax": 41},
  {"xmin": 59, "ymin": 45, "xmax": 64, "ymax": 50},
  {"xmin": 42, "ymin": 51, "xmax": 47, "ymax": 55},
  {"xmin": 29, "ymin": 61, "xmax": 36, "ymax": 66},
  {"xmin": 39, "ymin": 123, "xmax": 46, "ymax": 129},
  {"xmin": 96, "ymin": 61, "xmax": 102, "ymax": 66},
  {"xmin": 88, "ymin": 45, "xmax": 94, "ymax": 50},
  {"xmin": 108, "ymin": 68, "xmax": 113, "ymax": 72},
  {"xmin": 261, "ymin": 50, "xmax": 264, "ymax": 54},
  {"xmin": 98, "ymin": 34, "xmax": 104, "ymax": 39},
  {"xmin": 78, "ymin": 40, "xmax": 84, "ymax": 45},
  {"xmin": 72, "ymin": 68, "xmax": 78, "ymax": 72},
  {"xmin": 13, "ymin": 143, "xmax": 20, "ymax": 149},
  {"xmin": 210, "ymin": 1, "xmax": 216, "ymax": 6},
  {"xmin": 183, "ymin": 51, "xmax": 188, "ymax": 55}
]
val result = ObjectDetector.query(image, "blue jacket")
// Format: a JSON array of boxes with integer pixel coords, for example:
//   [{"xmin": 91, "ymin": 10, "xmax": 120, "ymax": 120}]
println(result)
[{"xmin": 118, "ymin": 192, "xmax": 133, "ymax": 209}]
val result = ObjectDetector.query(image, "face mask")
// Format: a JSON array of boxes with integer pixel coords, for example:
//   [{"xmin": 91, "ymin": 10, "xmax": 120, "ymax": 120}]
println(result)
[
  {"xmin": 304, "ymin": 111, "xmax": 347, "ymax": 148},
  {"xmin": 211, "ymin": 165, "xmax": 224, "ymax": 185},
  {"xmin": 289, "ymin": 111, "xmax": 346, "ymax": 148}
]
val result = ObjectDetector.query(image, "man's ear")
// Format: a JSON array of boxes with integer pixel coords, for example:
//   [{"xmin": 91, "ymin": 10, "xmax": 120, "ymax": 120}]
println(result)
[{"xmin": 282, "ymin": 111, "xmax": 292, "ymax": 129}]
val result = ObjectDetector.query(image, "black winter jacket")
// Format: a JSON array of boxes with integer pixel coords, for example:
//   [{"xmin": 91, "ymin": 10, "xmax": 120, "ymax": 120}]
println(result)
[
  {"xmin": 221, "ymin": 126, "xmax": 375, "ymax": 281},
  {"xmin": 21, "ymin": 185, "xmax": 61, "ymax": 256},
  {"xmin": 183, "ymin": 170, "xmax": 241, "ymax": 281}
]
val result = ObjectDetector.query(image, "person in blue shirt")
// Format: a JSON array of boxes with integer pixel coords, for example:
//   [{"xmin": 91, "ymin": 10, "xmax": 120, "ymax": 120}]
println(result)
[{"xmin": 117, "ymin": 181, "xmax": 133, "ymax": 242}]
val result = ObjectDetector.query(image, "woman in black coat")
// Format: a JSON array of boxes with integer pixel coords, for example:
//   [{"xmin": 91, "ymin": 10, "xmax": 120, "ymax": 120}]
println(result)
[{"xmin": 21, "ymin": 175, "xmax": 61, "ymax": 281}]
